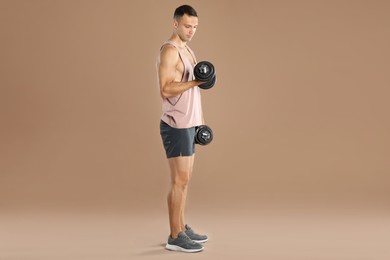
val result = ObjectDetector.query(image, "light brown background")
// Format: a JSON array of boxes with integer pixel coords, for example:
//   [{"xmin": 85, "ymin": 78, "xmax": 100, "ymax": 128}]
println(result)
[
  {"xmin": 1, "ymin": 0, "xmax": 389, "ymax": 212},
  {"xmin": 0, "ymin": 1, "xmax": 390, "ymax": 259}
]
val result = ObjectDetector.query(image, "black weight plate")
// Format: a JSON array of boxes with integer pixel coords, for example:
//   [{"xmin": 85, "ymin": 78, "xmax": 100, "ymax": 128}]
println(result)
[
  {"xmin": 199, "ymin": 74, "xmax": 216, "ymax": 90},
  {"xmin": 195, "ymin": 125, "xmax": 213, "ymax": 145},
  {"xmin": 194, "ymin": 61, "xmax": 215, "ymax": 82}
]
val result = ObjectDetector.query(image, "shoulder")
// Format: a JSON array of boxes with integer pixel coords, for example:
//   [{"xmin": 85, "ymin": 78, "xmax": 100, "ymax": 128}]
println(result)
[
  {"xmin": 160, "ymin": 44, "xmax": 179, "ymax": 64},
  {"xmin": 161, "ymin": 44, "xmax": 179, "ymax": 57}
]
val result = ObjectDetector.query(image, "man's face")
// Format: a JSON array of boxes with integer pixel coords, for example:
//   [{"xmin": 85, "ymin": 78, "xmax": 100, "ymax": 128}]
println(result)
[{"xmin": 174, "ymin": 14, "xmax": 198, "ymax": 42}]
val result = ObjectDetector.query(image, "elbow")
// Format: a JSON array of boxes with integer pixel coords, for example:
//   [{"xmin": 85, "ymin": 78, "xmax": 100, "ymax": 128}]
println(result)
[
  {"xmin": 160, "ymin": 89, "xmax": 169, "ymax": 98},
  {"xmin": 161, "ymin": 86, "xmax": 172, "ymax": 98}
]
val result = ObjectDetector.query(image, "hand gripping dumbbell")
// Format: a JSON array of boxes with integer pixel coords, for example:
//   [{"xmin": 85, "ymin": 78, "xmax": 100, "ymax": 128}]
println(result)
[
  {"xmin": 195, "ymin": 125, "xmax": 213, "ymax": 145},
  {"xmin": 194, "ymin": 61, "xmax": 216, "ymax": 89}
]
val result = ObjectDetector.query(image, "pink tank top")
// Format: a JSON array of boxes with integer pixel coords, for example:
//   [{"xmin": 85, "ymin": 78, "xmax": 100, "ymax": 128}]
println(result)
[{"xmin": 157, "ymin": 41, "xmax": 203, "ymax": 128}]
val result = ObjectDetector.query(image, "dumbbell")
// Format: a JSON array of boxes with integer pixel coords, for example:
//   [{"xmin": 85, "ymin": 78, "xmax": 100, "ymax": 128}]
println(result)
[
  {"xmin": 195, "ymin": 125, "xmax": 213, "ymax": 145},
  {"xmin": 194, "ymin": 61, "xmax": 216, "ymax": 90}
]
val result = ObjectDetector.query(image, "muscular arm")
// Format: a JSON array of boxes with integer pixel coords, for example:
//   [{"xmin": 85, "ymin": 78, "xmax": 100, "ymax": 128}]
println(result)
[{"xmin": 158, "ymin": 45, "xmax": 202, "ymax": 98}]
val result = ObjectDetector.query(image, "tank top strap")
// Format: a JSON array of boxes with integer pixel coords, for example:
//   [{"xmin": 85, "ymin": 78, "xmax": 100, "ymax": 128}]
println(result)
[
  {"xmin": 161, "ymin": 41, "xmax": 183, "ymax": 56},
  {"xmin": 161, "ymin": 41, "xmax": 194, "ymax": 68},
  {"xmin": 185, "ymin": 45, "xmax": 197, "ymax": 64}
]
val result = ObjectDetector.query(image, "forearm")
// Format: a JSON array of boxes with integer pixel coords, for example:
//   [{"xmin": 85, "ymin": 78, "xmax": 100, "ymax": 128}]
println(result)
[{"xmin": 161, "ymin": 80, "xmax": 202, "ymax": 98}]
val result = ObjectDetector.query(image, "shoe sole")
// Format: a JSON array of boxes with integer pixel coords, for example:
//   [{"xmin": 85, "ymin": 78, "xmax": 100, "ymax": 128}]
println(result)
[
  {"xmin": 192, "ymin": 238, "xmax": 208, "ymax": 243},
  {"xmin": 165, "ymin": 244, "xmax": 204, "ymax": 253}
]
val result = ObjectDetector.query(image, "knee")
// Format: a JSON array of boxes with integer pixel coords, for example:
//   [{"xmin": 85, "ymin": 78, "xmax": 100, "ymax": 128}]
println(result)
[{"xmin": 172, "ymin": 171, "xmax": 190, "ymax": 190}]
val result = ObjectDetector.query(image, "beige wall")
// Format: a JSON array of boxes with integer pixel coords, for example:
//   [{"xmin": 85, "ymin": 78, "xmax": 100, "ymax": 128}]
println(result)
[{"xmin": 1, "ymin": 0, "xmax": 389, "ymax": 212}]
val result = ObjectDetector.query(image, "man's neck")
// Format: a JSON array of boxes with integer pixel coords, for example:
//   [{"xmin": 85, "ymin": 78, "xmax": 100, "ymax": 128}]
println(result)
[{"xmin": 169, "ymin": 34, "xmax": 187, "ymax": 49}]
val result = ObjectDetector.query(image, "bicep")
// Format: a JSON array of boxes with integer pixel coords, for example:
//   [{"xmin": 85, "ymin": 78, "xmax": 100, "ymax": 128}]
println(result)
[{"xmin": 158, "ymin": 46, "xmax": 179, "ymax": 90}]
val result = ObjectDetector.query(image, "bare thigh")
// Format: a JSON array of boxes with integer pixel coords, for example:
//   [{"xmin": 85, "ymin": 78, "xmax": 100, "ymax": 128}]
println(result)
[{"xmin": 168, "ymin": 155, "xmax": 194, "ymax": 183}]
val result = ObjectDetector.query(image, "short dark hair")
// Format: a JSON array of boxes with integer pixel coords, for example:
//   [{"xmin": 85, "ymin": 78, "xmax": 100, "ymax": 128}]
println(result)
[{"xmin": 173, "ymin": 5, "xmax": 198, "ymax": 20}]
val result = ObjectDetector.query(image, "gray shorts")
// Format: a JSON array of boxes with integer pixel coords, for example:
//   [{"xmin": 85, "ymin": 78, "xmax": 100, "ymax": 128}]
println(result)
[{"xmin": 160, "ymin": 120, "xmax": 196, "ymax": 158}]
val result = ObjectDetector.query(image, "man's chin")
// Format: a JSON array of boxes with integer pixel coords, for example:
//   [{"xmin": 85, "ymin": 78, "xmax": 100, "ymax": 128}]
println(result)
[{"xmin": 179, "ymin": 35, "xmax": 191, "ymax": 42}]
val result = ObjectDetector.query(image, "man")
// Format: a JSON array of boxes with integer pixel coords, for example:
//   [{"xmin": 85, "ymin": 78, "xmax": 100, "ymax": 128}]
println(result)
[{"xmin": 157, "ymin": 5, "xmax": 209, "ymax": 253}]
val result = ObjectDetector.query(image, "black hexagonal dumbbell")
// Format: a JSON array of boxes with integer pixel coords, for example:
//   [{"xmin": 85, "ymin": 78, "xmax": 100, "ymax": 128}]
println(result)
[
  {"xmin": 194, "ymin": 61, "xmax": 217, "ymax": 90},
  {"xmin": 195, "ymin": 125, "xmax": 213, "ymax": 145}
]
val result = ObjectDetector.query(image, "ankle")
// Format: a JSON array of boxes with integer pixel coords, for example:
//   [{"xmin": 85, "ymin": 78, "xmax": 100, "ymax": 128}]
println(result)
[{"xmin": 170, "ymin": 232, "xmax": 180, "ymax": 239}]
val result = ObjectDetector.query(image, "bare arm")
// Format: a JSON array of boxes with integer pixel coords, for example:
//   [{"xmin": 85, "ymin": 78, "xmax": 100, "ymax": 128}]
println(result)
[{"xmin": 158, "ymin": 45, "xmax": 202, "ymax": 98}]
